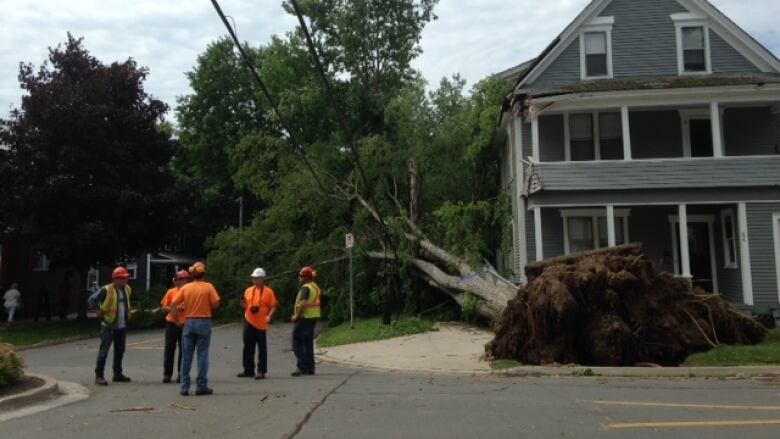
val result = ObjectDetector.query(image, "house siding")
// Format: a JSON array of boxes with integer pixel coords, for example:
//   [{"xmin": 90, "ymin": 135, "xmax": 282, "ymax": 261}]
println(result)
[
  {"xmin": 530, "ymin": 37, "xmax": 581, "ymax": 88},
  {"xmin": 527, "ymin": 187, "xmax": 780, "ymax": 208},
  {"xmin": 522, "ymin": 121, "xmax": 533, "ymax": 160},
  {"xmin": 629, "ymin": 110, "xmax": 684, "ymax": 159},
  {"xmin": 710, "ymin": 30, "xmax": 762, "ymax": 75},
  {"xmin": 540, "ymin": 115, "xmax": 566, "ymax": 162},
  {"xmin": 534, "ymin": 156, "xmax": 780, "ymax": 191},
  {"xmin": 723, "ymin": 107, "xmax": 780, "ymax": 156},
  {"xmin": 747, "ymin": 203, "xmax": 780, "ymax": 309},
  {"xmin": 600, "ymin": 0, "xmax": 688, "ymax": 78}
]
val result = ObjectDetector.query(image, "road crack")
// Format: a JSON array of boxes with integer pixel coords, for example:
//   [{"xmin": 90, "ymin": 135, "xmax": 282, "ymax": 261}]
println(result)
[{"xmin": 284, "ymin": 371, "xmax": 358, "ymax": 439}]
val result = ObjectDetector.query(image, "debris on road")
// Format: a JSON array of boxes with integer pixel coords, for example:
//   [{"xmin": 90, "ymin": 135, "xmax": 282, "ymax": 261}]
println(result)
[
  {"xmin": 487, "ymin": 244, "xmax": 766, "ymax": 366},
  {"xmin": 110, "ymin": 407, "xmax": 155, "ymax": 413}
]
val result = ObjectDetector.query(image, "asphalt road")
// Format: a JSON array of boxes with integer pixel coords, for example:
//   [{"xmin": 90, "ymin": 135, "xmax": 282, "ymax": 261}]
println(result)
[{"xmin": 3, "ymin": 323, "xmax": 780, "ymax": 438}]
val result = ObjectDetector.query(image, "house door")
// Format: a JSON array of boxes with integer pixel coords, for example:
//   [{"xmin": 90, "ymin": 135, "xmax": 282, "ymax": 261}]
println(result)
[
  {"xmin": 689, "ymin": 119, "xmax": 713, "ymax": 157},
  {"xmin": 671, "ymin": 217, "xmax": 717, "ymax": 292}
]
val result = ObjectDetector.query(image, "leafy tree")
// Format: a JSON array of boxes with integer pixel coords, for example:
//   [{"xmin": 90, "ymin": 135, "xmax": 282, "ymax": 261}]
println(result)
[{"xmin": 0, "ymin": 34, "xmax": 181, "ymax": 272}]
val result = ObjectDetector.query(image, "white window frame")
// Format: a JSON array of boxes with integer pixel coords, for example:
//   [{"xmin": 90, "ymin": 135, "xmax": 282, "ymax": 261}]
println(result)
[
  {"xmin": 773, "ymin": 213, "xmax": 780, "ymax": 304},
  {"xmin": 720, "ymin": 208, "xmax": 738, "ymax": 269},
  {"xmin": 561, "ymin": 208, "xmax": 630, "ymax": 254},
  {"xmin": 126, "ymin": 262, "xmax": 138, "ymax": 280},
  {"xmin": 566, "ymin": 111, "xmax": 625, "ymax": 161},
  {"xmin": 579, "ymin": 17, "xmax": 614, "ymax": 80},
  {"xmin": 672, "ymin": 13, "xmax": 712, "ymax": 75}
]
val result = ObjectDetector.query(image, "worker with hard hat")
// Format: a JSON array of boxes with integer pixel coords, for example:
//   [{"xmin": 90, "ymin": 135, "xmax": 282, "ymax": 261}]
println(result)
[
  {"xmin": 160, "ymin": 270, "xmax": 191, "ymax": 384},
  {"xmin": 170, "ymin": 261, "xmax": 221, "ymax": 396},
  {"xmin": 290, "ymin": 266, "xmax": 321, "ymax": 376},
  {"xmin": 88, "ymin": 266, "xmax": 134, "ymax": 386},
  {"xmin": 237, "ymin": 267, "xmax": 278, "ymax": 380}
]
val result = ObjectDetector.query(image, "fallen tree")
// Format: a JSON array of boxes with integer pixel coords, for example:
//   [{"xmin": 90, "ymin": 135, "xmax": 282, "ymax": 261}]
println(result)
[{"xmin": 486, "ymin": 244, "xmax": 767, "ymax": 366}]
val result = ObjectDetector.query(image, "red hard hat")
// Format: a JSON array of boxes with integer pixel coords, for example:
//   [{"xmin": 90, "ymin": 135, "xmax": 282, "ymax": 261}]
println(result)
[
  {"xmin": 299, "ymin": 266, "xmax": 316, "ymax": 279},
  {"xmin": 112, "ymin": 267, "xmax": 130, "ymax": 279},
  {"xmin": 175, "ymin": 270, "xmax": 191, "ymax": 280}
]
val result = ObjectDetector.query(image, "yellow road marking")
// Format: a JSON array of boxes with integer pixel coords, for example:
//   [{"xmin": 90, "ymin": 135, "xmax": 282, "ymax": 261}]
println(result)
[
  {"xmin": 608, "ymin": 419, "xmax": 780, "ymax": 429},
  {"xmin": 591, "ymin": 400, "xmax": 780, "ymax": 411}
]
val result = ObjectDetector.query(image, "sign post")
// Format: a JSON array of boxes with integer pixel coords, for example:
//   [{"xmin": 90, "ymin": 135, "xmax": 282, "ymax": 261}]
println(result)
[{"xmin": 345, "ymin": 233, "xmax": 355, "ymax": 328}]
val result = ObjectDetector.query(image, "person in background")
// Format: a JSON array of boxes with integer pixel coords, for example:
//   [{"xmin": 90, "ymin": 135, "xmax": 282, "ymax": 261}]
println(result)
[
  {"xmin": 237, "ymin": 268, "xmax": 277, "ymax": 380},
  {"xmin": 290, "ymin": 266, "xmax": 321, "ymax": 377},
  {"xmin": 171, "ymin": 262, "xmax": 221, "ymax": 396},
  {"xmin": 3, "ymin": 283, "xmax": 22, "ymax": 327},
  {"xmin": 160, "ymin": 270, "xmax": 191, "ymax": 383},
  {"xmin": 88, "ymin": 267, "xmax": 133, "ymax": 386}
]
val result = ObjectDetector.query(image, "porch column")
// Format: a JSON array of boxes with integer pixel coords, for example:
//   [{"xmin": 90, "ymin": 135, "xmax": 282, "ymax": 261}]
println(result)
[
  {"xmin": 710, "ymin": 102, "xmax": 724, "ymax": 158},
  {"xmin": 737, "ymin": 202, "xmax": 754, "ymax": 305},
  {"xmin": 145, "ymin": 252, "xmax": 151, "ymax": 291},
  {"xmin": 512, "ymin": 117, "xmax": 529, "ymax": 284},
  {"xmin": 531, "ymin": 117, "xmax": 540, "ymax": 161},
  {"xmin": 606, "ymin": 205, "xmax": 616, "ymax": 247},
  {"xmin": 620, "ymin": 106, "xmax": 632, "ymax": 160},
  {"xmin": 678, "ymin": 204, "xmax": 692, "ymax": 279},
  {"xmin": 534, "ymin": 206, "xmax": 543, "ymax": 261}
]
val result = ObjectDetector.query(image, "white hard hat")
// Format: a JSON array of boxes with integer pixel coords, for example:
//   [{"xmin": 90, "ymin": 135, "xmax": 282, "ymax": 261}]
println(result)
[{"xmin": 250, "ymin": 267, "xmax": 266, "ymax": 278}]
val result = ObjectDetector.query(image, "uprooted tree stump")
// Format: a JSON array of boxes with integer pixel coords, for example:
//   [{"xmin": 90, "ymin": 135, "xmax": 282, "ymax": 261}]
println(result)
[{"xmin": 487, "ymin": 244, "xmax": 767, "ymax": 366}]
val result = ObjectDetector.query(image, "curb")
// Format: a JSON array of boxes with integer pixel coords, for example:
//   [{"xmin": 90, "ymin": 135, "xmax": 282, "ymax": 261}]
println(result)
[
  {"xmin": 496, "ymin": 365, "xmax": 780, "ymax": 379},
  {"xmin": 317, "ymin": 353, "xmax": 494, "ymax": 375},
  {"xmin": 0, "ymin": 374, "xmax": 59, "ymax": 412},
  {"xmin": 17, "ymin": 334, "xmax": 98, "ymax": 351}
]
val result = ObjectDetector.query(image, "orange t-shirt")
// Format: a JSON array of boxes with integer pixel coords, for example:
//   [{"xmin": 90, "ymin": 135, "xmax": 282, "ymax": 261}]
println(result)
[
  {"xmin": 172, "ymin": 280, "xmax": 221, "ymax": 319},
  {"xmin": 242, "ymin": 285, "xmax": 278, "ymax": 331},
  {"xmin": 161, "ymin": 287, "xmax": 185, "ymax": 325}
]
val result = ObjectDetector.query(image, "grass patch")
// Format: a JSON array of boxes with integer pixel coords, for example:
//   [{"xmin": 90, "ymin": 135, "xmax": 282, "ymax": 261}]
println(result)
[
  {"xmin": 683, "ymin": 329, "xmax": 780, "ymax": 366},
  {"xmin": 0, "ymin": 320, "xmax": 99, "ymax": 347},
  {"xmin": 317, "ymin": 316, "xmax": 436, "ymax": 348},
  {"xmin": 491, "ymin": 359, "xmax": 522, "ymax": 370}
]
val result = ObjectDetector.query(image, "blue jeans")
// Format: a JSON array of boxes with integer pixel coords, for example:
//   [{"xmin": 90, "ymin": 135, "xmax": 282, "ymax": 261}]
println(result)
[
  {"xmin": 181, "ymin": 318, "xmax": 212, "ymax": 392},
  {"xmin": 292, "ymin": 319, "xmax": 317, "ymax": 372},
  {"xmin": 95, "ymin": 326, "xmax": 126, "ymax": 378}
]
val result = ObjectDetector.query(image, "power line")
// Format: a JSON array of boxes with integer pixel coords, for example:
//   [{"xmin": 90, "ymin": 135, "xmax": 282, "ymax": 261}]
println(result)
[{"xmin": 209, "ymin": 0, "xmax": 328, "ymax": 193}]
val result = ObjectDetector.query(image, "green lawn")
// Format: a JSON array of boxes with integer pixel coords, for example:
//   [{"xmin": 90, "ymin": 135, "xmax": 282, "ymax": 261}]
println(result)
[
  {"xmin": 491, "ymin": 359, "xmax": 522, "ymax": 370},
  {"xmin": 316, "ymin": 316, "xmax": 436, "ymax": 348},
  {"xmin": 0, "ymin": 320, "xmax": 99, "ymax": 348},
  {"xmin": 683, "ymin": 329, "xmax": 780, "ymax": 366}
]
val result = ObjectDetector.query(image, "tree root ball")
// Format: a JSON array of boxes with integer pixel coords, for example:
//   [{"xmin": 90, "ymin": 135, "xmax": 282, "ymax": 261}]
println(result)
[{"xmin": 487, "ymin": 244, "xmax": 766, "ymax": 366}]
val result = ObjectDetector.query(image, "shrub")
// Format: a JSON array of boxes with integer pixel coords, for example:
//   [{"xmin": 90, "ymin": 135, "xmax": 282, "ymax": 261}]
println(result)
[{"xmin": 0, "ymin": 343, "xmax": 24, "ymax": 387}]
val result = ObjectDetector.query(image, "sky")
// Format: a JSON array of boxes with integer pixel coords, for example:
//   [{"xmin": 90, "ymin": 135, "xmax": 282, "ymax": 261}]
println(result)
[{"xmin": 1, "ymin": 0, "xmax": 778, "ymax": 121}]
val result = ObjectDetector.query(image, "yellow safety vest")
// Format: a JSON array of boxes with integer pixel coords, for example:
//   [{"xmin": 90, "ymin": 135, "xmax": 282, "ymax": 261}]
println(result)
[
  {"xmin": 100, "ymin": 284, "xmax": 132, "ymax": 325},
  {"xmin": 295, "ymin": 282, "xmax": 321, "ymax": 319}
]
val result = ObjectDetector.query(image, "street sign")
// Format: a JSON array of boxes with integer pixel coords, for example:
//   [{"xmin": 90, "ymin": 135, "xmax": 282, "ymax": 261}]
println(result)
[{"xmin": 345, "ymin": 232, "xmax": 355, "ymax": 248}]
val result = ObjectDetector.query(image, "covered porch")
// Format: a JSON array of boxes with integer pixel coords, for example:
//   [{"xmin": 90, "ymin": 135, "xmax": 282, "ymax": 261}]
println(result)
[{"xmin": 526, "ymin": 202, "xmax": 752, "ymax": 306}]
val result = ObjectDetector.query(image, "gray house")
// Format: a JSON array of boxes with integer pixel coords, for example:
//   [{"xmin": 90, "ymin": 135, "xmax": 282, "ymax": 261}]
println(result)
[{"xmin": 497, "ymin": 0, "xmax": 780, "ymax": 315}]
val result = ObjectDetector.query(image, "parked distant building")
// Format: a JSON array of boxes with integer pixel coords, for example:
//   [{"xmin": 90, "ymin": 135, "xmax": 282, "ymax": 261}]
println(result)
[{"xmin": 497, "ymin": 0, "xmax": 780, "ymax": 315}]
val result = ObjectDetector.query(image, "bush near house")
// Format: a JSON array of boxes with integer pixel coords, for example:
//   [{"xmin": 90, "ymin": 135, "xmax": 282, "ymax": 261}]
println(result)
[{"xmin": 0, "ymin": 343, "xmax": 24, "ymax": 387}]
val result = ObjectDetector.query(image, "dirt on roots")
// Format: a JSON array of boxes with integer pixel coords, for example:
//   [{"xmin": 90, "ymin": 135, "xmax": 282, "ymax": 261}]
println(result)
[{"xmin": 487, "ymin": 244, "xmax": 767, "ymax": 366}]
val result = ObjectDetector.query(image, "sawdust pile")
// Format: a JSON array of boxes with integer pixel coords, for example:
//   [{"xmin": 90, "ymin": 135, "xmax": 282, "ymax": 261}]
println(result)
[{"xmin": 487, "ymin": 244, "xmax": 766, "ymax": 366}]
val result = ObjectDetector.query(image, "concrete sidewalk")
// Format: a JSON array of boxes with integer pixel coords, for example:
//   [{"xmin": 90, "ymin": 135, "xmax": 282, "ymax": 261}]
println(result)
[
  {"xmin": 317, "ymin": 322, "xmax": 780, "ymax": 378},
  {"xmin": 317, "ymin": 322, "xmax": 494, "ymax": 374}
]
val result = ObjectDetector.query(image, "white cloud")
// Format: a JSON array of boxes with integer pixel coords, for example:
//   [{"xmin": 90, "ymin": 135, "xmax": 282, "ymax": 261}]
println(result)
[{"xmin": 1, "ymin": 0, "xmax": 778, "ymax": 118}]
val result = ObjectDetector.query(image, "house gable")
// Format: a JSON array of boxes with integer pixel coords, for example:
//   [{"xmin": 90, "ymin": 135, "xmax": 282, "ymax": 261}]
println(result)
[{"xmin": 521, "ymin": 0, "xmax": 778, "ymax": 89}]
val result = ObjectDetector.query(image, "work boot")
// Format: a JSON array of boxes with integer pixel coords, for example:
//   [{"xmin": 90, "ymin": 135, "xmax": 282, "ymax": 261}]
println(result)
[
  {"xmin": 162, "ymin": 376, "xmax": 171, "ymax": 384},
  {"xmin": 254, "ymin": 373, "xmax": 266, "ymax": 380},
  {"xmin": 195, "ymin": 388, "xmax": 213, "ymax": 396},
  {"xmin": 95, "ymin": 376, "xmax": 108, "ymax": 386},
  {"xmin": 113, "ymin": 374, "xmax": 131, "ymax": 383},
  {"xmin": 236, "ymin": 371, "xmax": 254, "ymax": 378},
  {"xmin": 180, "ymin": 390, "xmax": 189, "ymax": 396},
  {"xmin": 291, "ymin": 369, "xmax": 303, "ymax": 377}
]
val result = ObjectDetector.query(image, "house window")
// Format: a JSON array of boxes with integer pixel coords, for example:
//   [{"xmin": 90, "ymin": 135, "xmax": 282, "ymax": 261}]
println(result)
[
  {"xmin": 672, "ymin": 14, "xmax": 711, "ymax": 75},
  {"xmin": 584, "ymin": 32, "xmax": 608, "ymax": 77},
  {"xmin": 579, "ymin": 17, "xmax": 614, "ymax": 80},
  {"xmin": 682, "ymin": 27, "xmax": 706, "ymax": 72},
  {"xmin": 720, "ymin": 209, "xmax": 738, "ymax": 268},
  {"xmin": 562, "ymin": 209, "xmax": 630, "ymax": 254},
  {"xmin": 598, "ymin": 112, "xmax": 623, "ymax": 160},
  {"xmin": 126, "ymin": 262, "xmax": 138, "ymax": 280},
  {"xmin": 570, "ymin": 114, "xmax": 595, "ymax": 161},
  {"xmin": 32, "ymin": 251, "xmax": 51, "ymax": 271}
]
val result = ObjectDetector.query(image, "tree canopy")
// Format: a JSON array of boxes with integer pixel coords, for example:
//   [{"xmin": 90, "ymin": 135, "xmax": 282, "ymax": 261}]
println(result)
[{"xmin": 0, "ymin": 34, "xmax": 181, "ymax": 270}]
